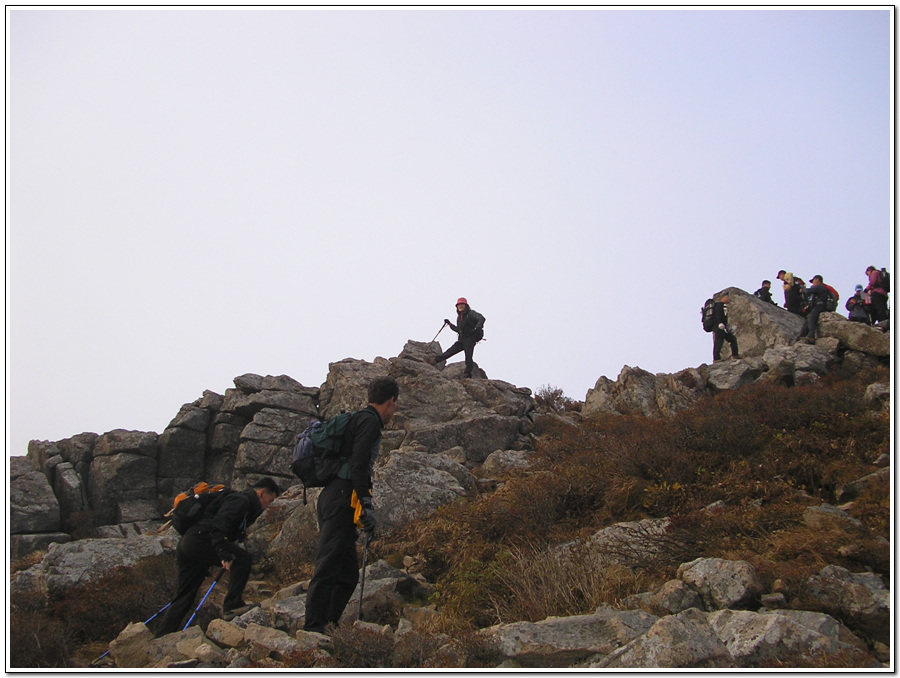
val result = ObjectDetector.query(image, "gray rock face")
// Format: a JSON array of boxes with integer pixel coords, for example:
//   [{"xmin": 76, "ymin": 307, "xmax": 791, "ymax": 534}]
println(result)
[
  {"xmin": 10, "ymin": 532, "xmax": 73, "ymax": 560},
  {"xmin": 677, "ymin": 558, "xmax": 763, "ymax": 611},
  {"xmin": 805, "ymin": 565, "xmax": 890, "ymax": 644},
  {"xmin": 10, "ymin": 466, "xmax": 61, "ymax": 534},
  {"xmin": 53, "ymin": 461, "xmax": 88, "ymax": 526},
  {"xmin": 707, "ymin": 608, "xmax": 868, "ymax": 667},
  {"xmin": 374, "ymin": 448, "xmax": 477, "ymax": 529},
  {"xmin": 588, "ymin": 517, "xmax": 673, "ymax": 569},
  {"xmin": 89, "ymin": 451, "xmax": 159, "ymax": 526},
  {"xmin": 481, "ymin": 606, "xmax": 658, "ymax": 667},
  {"xmin": 583, "ymin": 366, "xmax": 707, "ymax": 419},
  {"xmin": 11, "ymin": 535, "xmax": 177, "ymax": 598},
  {"xmin": 817, "ymin": 312, "xmax": 891, "ymax": 357},
  {"xmin": 596, "ymin": 608, "xmax": 733, "ymax": 668}
]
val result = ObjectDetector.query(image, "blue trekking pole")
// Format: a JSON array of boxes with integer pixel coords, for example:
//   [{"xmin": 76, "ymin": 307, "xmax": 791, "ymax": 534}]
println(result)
[
  {"xmin": 183, "ymin": 569, "xmax": 225, "ymax": 630},
  {"xmin": 92, "ymin": 601, "xmax": 173, "ymax": 665}
]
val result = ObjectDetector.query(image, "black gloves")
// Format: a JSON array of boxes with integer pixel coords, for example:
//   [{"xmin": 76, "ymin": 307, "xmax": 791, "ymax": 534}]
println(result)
[
  {"xmin": 360, "ymin": 497, "xmax": 377, "ymax": 534},
  {"xmin": 443, "ymin": 319, "xmax": 451, "ymax": 325}
]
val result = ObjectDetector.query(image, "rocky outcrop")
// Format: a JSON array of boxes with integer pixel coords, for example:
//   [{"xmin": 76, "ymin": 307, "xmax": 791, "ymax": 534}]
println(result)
[
  {"xmin": 479, "ymin": 606, "xmax": 659, "ymax": 667},
  {"xmin": 10, "ymin": 455, "xmax": 61, "ymax": 534},
  {"xmin": 12, "ymin": 535, "xmax": 178, "ymax": 599},
  {"xmin": 804, "ymin": 565, "xmax": 890, "ymax": 645},
  {"xmin": 584, "ymin": 287, "xmax": 889, "ymax": 418},
  {"xmin": 11, "ymin": 338, "xmax": 535, "ymax": 562}
]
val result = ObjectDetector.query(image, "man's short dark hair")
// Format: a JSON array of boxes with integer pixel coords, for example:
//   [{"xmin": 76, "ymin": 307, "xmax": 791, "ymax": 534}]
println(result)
[
  {"xmin": 762, "ymin": 279, "xmax": 771, "ymax": 286},
  {"xmin": 368, "ymin": 376, "xmax": 399, "ymax": 405},
  {"xmin": 254, "ymin": 477, "xmax": 281, "ymax": 496}
]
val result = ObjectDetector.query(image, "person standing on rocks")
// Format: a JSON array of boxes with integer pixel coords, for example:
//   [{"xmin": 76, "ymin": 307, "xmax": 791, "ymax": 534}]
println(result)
[
  {"xmin": 712, "ymin": 293, "xmax": 740, "ymax": 362},
  {"xmin": 796, "ymin": 274, "xmax": 830, "ymax": 344},
  {"xmin": 777, "ymin": 270, "xmax": 805, "ymax": 315},
  {"xmin": 433, "ymin": 297, "xmax": 486, "ymax": 378},
  {"xmin": 864, "ymin": 266, "xmax": 890, "ymax": 323},
  {"xmin": 846, "ymin": 284, "xmax": 870, "ymax": 324},
  {"xmin": 156, "ymin": 477, "xmax": 281, "ymax": 636},
  {"xmin": 754, "ymin": 280, "xmax": 777, "ymax": 305},
  {"xmin": 303, "ymin": 376, "xmax": 399, "ymax": 635}
]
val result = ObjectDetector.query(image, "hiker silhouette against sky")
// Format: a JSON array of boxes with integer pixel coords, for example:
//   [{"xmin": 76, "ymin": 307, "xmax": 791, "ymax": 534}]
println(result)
[{"xmin": 433, "ymin": 297, "xmax": 485, "ymax": 378}]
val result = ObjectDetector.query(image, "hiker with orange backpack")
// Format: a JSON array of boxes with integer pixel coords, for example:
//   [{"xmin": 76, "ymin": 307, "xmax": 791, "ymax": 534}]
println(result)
[
  {"xmin": 796, "ymin": 275, "xmax": 836, "ymax": 344},
  {"xmin": 155, "ymin": 477, "xmax": 280, "ymax": 636}
]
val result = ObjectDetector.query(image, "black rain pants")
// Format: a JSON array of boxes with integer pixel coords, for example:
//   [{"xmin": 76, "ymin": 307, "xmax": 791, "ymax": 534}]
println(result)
[{"xmin": 303, "ymin": 479, "xmax": 359, "ymax": 632}]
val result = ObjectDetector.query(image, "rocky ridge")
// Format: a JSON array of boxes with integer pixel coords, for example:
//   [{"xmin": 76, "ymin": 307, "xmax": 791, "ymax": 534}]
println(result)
[
  {"xmin": 583, "ymin": 287, "xmax": 889, "ymax": 418},
  {"xmin": 9, "ymin": 289, "xmax": 892, "ymax": 668}
]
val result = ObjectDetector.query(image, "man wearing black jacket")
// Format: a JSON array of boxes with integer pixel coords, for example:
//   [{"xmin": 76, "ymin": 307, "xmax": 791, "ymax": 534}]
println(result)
[
  {"xmin": 303, "ymin": 376, "xmax": 399, "ymax": 634},
  {"xmin": 712, "ymin": 293, "xmax": 740, "ymax": 362},
  {"xmin": 434, "ymin": 297, "xmax": 486, "ymax": 378},
  {"xmin": 797, "ymin": 275, "xmax": 830, "ymax": 343},
  {"xmin": 156, "ymin": 477, "xmax": 280, "ymax": 636}
]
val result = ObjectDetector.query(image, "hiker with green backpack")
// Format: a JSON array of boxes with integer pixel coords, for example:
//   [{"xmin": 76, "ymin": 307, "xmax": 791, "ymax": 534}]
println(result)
[
  {"xmin": 155, "ymin": 477, "xmax": 281, "ymax": 636},
  {"xmin": 302, "ymin": 376, "xmax": 399, "ymax": 635}
]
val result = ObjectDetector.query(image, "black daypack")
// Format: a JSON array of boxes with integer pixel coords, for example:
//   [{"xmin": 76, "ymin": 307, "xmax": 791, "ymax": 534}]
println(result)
[
  {"xmin": 879, "ymin": 268, "xmax": 891, "ymax": 290},
  {"xmin": 701, "ymin": 298, "xmax": 716, "ymax": 332},
  {"xmin": 168, "ymin": 482, "xmax": 230, "ymax": 535}
]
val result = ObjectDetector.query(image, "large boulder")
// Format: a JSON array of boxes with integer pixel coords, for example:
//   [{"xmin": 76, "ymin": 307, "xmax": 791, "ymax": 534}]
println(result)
[
  {"xmin": 11, "ymin": 534, "xmax": 177, "ymax": 599},
  {"xmin": 583, "ymin": 366, "xmax": 707, "ymax": 419},
  {"xmin": 89, "ymin": 449, "xmax": 159, "ymax": 526},
  {"xmin": 817, "ymin": 312, "xmax": 891, "ymax": 357},
  {"xmin": 593, "ymin": 608, "xmax": 733, "ymax": 668},
  {"xmin": 10, "ymin": 458, "xmax": 61, "ymax": 534},
  {"xmin": 804, "ymin": 565, "xmax": 890, "ymax": 644},
  {"xmin": 221, "ymin": 374, "xmax": 319, "ymax": 420},
  {"xmin": 157, "ymin": 403, "xmax": 211, "ymax": 485},
  {"xmin": 53, "ymin": 461, "xmax": 88, "ymax": 527},
  {"xmin": 587, "ymin": 517, "xmax": 673, "ymax": 569},
  {"xmin": 374, "ymin": 447, "xmax": 477, "ymax": 528},
  {"xmin": 677, "ymin": 558, "xmax": 763, "ymax": 610},
  {"xmin": 481, "ymin": 606, "xmax": 658, "ymax": 667},
  {"xmin": 317, "ymin": 342, "xmax": 534, "ymax": 462},
  {"xmin": 715, "ymin": 287, "xmax": 805, "ymax": 359},
  {"xmin": 707, "ymin": 608, "xmax": 869, "ymax": 667}
]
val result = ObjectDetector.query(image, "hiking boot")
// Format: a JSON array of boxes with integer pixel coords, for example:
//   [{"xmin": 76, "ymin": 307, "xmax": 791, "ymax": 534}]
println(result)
[{"xmin": 222, "ymin": 603, "xmax": 257, "ymax": 621}]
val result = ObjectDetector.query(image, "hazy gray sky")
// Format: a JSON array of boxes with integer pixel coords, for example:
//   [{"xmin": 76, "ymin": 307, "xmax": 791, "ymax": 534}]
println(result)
[{"xmin": 8, "ymin": 8, "xmax": 893, "ymax": 456}]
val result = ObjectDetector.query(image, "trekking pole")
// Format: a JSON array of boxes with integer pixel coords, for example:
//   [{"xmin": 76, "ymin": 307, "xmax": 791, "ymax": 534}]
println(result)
[
  {"xmin": 356, "ymin": 531, "xmax": 372, "ymax": 622},
  {"xmin": 91, "ymin": 601, "xmax": 173, "ymax": 665},
  {"xmin": 429, "ymin": 321, "xmax": 448, "ymax": 344},
  {"xmin": 183, "ymin": 568, "xmax": 225, "ymax": 631}
]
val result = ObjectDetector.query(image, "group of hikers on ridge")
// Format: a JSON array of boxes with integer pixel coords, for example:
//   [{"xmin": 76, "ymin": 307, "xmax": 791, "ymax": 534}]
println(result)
[
  {"xmin": 150, "ymin": 296, "xmax": 486, "ymax": 640},
  {"xmin": 708, "ymin": 266, "xmax": 890, "ymax": 362}
]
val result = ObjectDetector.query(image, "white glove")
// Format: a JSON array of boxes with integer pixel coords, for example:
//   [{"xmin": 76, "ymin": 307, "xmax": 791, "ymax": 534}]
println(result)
[
  {"xmin": 728, "ymin": 326, "xmax": 736, "ymax": 333},
  {"xmin": 718, "ymin": 323, "xmax": 726, "ymax": 331}
]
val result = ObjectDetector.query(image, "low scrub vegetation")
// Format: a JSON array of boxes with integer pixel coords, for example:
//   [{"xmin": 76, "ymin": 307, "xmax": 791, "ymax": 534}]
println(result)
[{"xmin": 381, "ymin": 368, "xmax": 889, "ymax": 629}]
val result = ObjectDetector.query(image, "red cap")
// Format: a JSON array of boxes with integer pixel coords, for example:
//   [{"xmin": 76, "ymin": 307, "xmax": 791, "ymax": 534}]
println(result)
[{"xmin": 456, "ymin": 297, "xmax": 468, "ymax": 306}]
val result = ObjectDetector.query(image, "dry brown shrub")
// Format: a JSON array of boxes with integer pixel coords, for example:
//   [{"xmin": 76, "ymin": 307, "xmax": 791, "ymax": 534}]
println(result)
[
  {"xmin": 329, "ymin": 624, "xmax": 395, "ymax": 668},
  {"xmin": 486, "ymin": 541, "xmax": 657, "ymax": 622}
]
